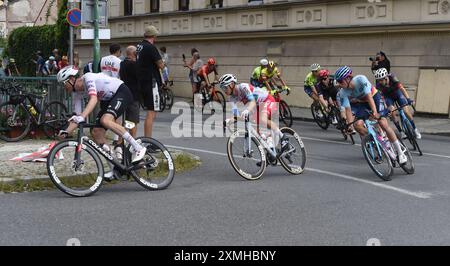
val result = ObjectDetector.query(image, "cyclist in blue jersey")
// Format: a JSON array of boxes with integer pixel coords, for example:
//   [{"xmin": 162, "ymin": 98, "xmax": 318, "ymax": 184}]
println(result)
[{"xmin": 335, "ymin": 66, "xmax": 408, "ymax": 164}]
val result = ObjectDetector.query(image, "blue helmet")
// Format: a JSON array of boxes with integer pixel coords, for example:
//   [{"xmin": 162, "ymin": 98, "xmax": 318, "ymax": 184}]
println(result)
[{"xmin": 334, "ymin": 66, "xmax": 352, "ymax": 82}]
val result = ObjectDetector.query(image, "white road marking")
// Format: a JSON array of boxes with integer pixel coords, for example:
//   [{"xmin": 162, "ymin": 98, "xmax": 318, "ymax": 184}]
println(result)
[{"xmin": 166, "ymin": 144, "xmax": 433, "ymax": 199}]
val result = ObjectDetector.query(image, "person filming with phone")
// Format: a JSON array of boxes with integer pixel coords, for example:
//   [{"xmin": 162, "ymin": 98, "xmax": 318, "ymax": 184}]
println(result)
[{"xmin": 370, "ymin": 51, "xmax": 391, "ymax": 74}]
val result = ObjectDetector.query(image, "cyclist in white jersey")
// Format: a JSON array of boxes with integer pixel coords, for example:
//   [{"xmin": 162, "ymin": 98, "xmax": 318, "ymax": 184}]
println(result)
[
  {"xmin": 56, "ymin": 66, "xmax": 146, "ymax": 163},
  {"xmin": 100, "ymin": 44, "xmax": 122, "ymax": 78},
  {"xmin": 219, "ymin": 74, "xmax": 289, "ymax": 153}
]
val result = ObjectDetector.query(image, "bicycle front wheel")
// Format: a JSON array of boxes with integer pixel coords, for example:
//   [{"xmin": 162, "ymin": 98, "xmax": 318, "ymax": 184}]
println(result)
[
  {"xmin": 278, "ymin": 127, "xmax": 306, "ymax": 175},
  {"xmin": 42, "ymin": 101, "xmax": 68, "ymax": 139},
  {"xmin": 227, "ymin": 130, "xmax": 266, "ymax": 180},
  {"xmin": 399, "ymin": 139, "xmax": 415, "ymax": 175},
  {"xmin": 279, "ymin": 100, "xmax": 293, "ymax": 127},
  {"xmin": 0, "ymin": 102, "xmax": 31, "ymax": 142},
  {"xmin": 361, "ymin": 135, "xmax": 393, "ymax": 181},
  {"xmin": 311, "ymin": 102, "xmax": 329, "ymax": 130},
  {"xmin": 46, "ymin": 140, "xmax": 104, "ymax": 197},
  {"xmin": 165, "ymin": 88, "xmax": 174, "ymax": 109},
  {"xmin": 129, "ymin": 137, "xmax": 175, "ymax": 190}
]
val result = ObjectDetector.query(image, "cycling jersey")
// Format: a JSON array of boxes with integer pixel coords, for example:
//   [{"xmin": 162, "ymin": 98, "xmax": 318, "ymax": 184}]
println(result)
[
  {"xmin": 304, "ymin": 72, "xmax": 318, "ymax": 87},
  {"xmin": 261, "ymin": 67, "xmax": 280, "ymax": 79},
  {"xmin": 316, "ymin": 79, "xmax": 339, "ymax": 101},
  {"xmin": 229, "ymin": 83, "xmax": 277, "ymax": 117},
  {"xmin": 377, "ymin": 74, "xmax": 403, "ymax": 97},
  {"xmin": 197, "ymin": 64, "xmax": 218, "ymax": 78},
  {"xmin": 338, "ymin": 75, "xmax": 378, "ymax": 109},
  {"xmin": 84, "ymin": 72, "xmax": 124, "ymax": 101},
  {"xmin": 251, "ymin": 66, "xmax": 264, "ymax": 81},
  {"xmin": 100, "ymin": 55, "xmax": 121, "ymax": 78}
]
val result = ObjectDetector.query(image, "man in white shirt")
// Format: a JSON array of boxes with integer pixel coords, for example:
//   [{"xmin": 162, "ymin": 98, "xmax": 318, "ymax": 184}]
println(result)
[{"xmin": 100, "ymin": 43, "xmax": 122, "ymax": 78}]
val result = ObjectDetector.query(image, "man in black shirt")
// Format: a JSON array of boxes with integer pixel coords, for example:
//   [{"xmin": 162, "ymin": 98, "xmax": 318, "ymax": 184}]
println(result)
[
  {"xmin": 120, "ymin": 45, "xmax": 140, "ymax": 138},
  {"xmin": 136, "ymin": 25, "xmax": 165, "ymax": 138}
]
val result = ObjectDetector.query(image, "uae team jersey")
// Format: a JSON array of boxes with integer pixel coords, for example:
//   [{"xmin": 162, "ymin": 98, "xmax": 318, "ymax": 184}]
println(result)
[
  {"xmin": 84, "ymin": 72, "xmax": 124, "ymax": 101},
  {"xmin": 100, "ymin": 55, "xmax": 122, "ymax": 78}
]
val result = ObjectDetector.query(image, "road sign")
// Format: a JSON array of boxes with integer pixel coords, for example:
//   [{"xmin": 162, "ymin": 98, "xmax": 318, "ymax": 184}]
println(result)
[
  {"xmin": 80, "ymin": 28, "xmax": 110, "ymax": 40},
  {"xmin": 66, "ymin": 8, "xmax": 82, "ymax": 27},
  {"xmin": 81, "ymin": 0, "xmax": 108, "ymax": 27}
]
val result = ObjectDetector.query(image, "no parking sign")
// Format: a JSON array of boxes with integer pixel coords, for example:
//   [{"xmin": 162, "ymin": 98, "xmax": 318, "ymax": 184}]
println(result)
[{"xmin": 66, "ymin": 8, "xmax": 82, "ymax": 27}]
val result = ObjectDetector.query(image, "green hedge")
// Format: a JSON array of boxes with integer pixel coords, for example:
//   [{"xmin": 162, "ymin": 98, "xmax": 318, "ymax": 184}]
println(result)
[{"xmin": 6, "ymin": 0, "xmax": 69, "ymax": 76}]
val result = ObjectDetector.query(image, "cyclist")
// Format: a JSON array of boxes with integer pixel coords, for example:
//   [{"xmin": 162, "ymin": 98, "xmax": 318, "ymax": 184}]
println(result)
[
  {"xmin": 250, "ymin": 58, "xmax": 269, "ymax": 88},
  {"xmin": 56, "ymin": 66, "xmax": 146, "ymax": 164},
  {"xmin": 374, "ymin": 68, "xmax": 421, "ymax": 139},
  {"xmin": 219, "ymin": 74, "xmax": 289, "ymax": 153},
  {"xmin": 304, "ymin": 63, "xmax": 321, "ymax": 101},
  {"xmin": 316, "ymin": 69, "xmax": 340, "ymax": 124},
  {"xmin": 197, "ymin": 58, "xmax": 219, "ymax": 93},
  {"xmin": 260, "ymin": 61, "xmax": 290, "ymax": 95},
  {"xmin": 335, "ymin": 66, "xmax": 408, "ymax": 164}
]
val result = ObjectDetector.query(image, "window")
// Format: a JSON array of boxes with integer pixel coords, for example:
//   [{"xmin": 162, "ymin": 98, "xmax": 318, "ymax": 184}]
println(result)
[
  {"xmin": 179, "ymin": 0, "xmax": 189, "ymax": 11},
  {"xmin": 210, "ymin": 0, "xmax": 223, "ymax": 8},
  {"xmin": 248, "ymin": 0, "xmax": 263, "ymax": 5},
  {"xmin": 124, "ymin": 0, "xmax": 133, "ymax": 15},
  {"xmin": 150, "ymin": 0, "xmax": 159, "ymax": 13}
]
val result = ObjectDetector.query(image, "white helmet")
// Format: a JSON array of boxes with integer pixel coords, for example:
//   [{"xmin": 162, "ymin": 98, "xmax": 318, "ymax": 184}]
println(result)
[
  {"xmin": 310, "ymin": 63, "xmax": 321, "ymax": 71},
  {"xmin": 260, "ymin": 58, "xmax": 269, "ymax": 66},
  {"xmin": 219, "ymin": 74, "xmax": 237, "ymax": 89},
  {"xmin": 374, "ymin": 68, "xmax": 388, "ymax": 80},
  {"xmin": 57, "ymin": 65, "xmax": 79, "ymax": 83}
]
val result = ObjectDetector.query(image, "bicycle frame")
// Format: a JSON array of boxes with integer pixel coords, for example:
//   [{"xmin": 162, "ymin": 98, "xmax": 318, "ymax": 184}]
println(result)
[
  {"xmin": 244, "ymin": 117, "xmax": 277, "ymax": 159},
  {"xmin": 364, "ymin": 119, "xmax": 386, "ymax": 161}
]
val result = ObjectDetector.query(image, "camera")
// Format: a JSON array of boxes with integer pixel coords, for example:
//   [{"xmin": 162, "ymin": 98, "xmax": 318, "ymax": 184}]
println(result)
[{"xmin": 369, "ymin": 57, "xmax": 375, "ymax": 61}]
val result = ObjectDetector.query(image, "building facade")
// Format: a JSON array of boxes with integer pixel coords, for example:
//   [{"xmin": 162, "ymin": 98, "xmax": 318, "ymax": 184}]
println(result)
[
  {"xmin": 75, "ymin": 0, "xmax": 450, "ymax": 113},
  {"xmin": 0, "ymin": 0, "xmax": 60, "ymax": 38}
]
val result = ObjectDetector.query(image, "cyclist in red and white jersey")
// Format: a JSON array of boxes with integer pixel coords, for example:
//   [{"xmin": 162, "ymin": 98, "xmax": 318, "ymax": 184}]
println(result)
[{"xmin": 219, "ymin": 74, "xmax": 289, "ymax": 153}]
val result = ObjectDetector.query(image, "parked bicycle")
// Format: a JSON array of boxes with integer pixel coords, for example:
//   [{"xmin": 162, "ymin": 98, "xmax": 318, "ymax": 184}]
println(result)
[
  {"xmin": 357, "ymin": 113, "xmax": 414, "ymax": 181},
  {"xmin": 0, "ymin": 82, "xmax": 68, "ymax": 141},
  {"xmin": 389, "ymin": 102, "xmax": 422, "ymax": 156},
  {"xmin": 193, "ymin": 82, "xmax": 226, "ymax": 115},
  {"xmin": 224, "ymin": 115, "xmax": 306, "ymax": 180},
  {"xmin": 46, "ymin": 120, "xmax": 175, "ymax": 197},
  {"xmin": 159, "ymin": 80, "xmax": 175, "ymax": 112}
]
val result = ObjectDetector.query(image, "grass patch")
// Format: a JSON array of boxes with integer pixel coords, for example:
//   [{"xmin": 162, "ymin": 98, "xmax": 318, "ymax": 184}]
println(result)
[{"xmin": 0, "ymin": 151, "xmax": 200, "ymax": 194}]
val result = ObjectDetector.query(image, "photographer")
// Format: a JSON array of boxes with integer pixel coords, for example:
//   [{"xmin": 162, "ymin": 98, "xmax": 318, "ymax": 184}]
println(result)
[{"xmin": 370, "ymin": 51, "xmax": 391, "ymax": 74}]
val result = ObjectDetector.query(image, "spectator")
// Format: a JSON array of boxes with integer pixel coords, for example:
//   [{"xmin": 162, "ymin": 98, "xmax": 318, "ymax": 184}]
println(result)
[
  {"xmin": 73, "ymin": 51, "xmax": 81, "ymax": 69},
  {"xmin": 34, "ymin": 51, "xmax": 45, "ymax": 76},
  {"xmin": 52, "ymin": 49, "xmax": 61, "ymax": 66},
  {"xmin": 371, "ymin": 51, "xmax": 391, "ymax": 74},
  {"xmin": 119, "ymin": 45, "xmax": 140, "ymax": 138},
  {"xmin": 100, "ymin": 43, "xmax": 122, "ymax": 78},
  {"xmin": 43, "ymin": 56, "xmax": 58, "ymax": 76},
  {"xmin": 0, "ymin": 61, "xmax": 6, "ymax": 78},
  {"xmin": 6, "ymin": 58, "xmax": 20, "ymax": 76},
  {"xmin": 183, "ymin": 48, "xmax": 203, "ymax": 94},
  {"xmin": 83, "ymin": 61, "xmax": 94, "ymax": 74},
  {"xmin": 160, "ymin": 46, "xmax": 171, "ymax": 84},
  {"xmin": 58, "ymin": 55, "xmax": 69, "ymax": 70},
  {"xmin": 136, "ymin": 25, "xmax": 165, "ymax": 138}
]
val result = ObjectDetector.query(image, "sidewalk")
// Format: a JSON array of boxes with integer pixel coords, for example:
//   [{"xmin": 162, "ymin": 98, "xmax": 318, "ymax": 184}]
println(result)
[{"xmin": 173, "ymin": 97, "xmax": 450, "ymax": 136}]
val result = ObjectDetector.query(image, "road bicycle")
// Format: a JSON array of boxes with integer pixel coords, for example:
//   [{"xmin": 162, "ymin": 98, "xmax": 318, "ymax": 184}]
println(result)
[
  {"xmin": 224, "ymin": 115, "xmax": 306, "ymax": 180},
  {"xmin": 193, "ymin": 82, "xmax": 226, "ymax": 115},
  {"xmin": 46, "ymin": 121, "xmax": 175, "ymax": 197},
  {"xmin": 357, "ymin": 113, "xmax": 414, "ymax": 181},
  {"xmin": 0, "ymin": 82, "xmax": 68, "ymax": 141},
  {"xmin": 271, "ymin": 86, "xmax": 293, "ymax": 128},
  {"xmin": 159, "ymin": 80, "xmax": 175, "ymax": 112},
  {"xmin": 389, "ymin": 102, "xmax": 422, "ymax": 156}
]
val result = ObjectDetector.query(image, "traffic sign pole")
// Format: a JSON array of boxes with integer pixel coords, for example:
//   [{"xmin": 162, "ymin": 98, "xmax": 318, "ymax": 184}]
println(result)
[
  {"xmin": 93, "ymin": 0, "xmax": 100, "ymax": 73},
  {"xmin": 68, "ymin": 2, "xmax": 74, "ymax": 65}
]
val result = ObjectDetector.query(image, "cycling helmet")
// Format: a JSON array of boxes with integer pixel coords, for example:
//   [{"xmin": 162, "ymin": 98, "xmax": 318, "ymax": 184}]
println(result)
[
  {"xmin": 374, "ymin": 68, "xmax": 389, "ymax": 80},
  {"xmin": 260, "ymin": 58, "xmax": 269, "ymax": 66},
  {"xmin": 334, "ymin": 66, "xmax": 353, "ymax": 82},
  {"xmin": 319, "ymin": 69, "xmax": 330, "ymax": 80},
  {"xmin": 57, "ymin": 65, "xmax": 79, "ymax": 83},
  {"xmin": 207, "ymin": 58, "xmax": 216, "ymax": 65},
  {"xmin": 310, "ymin": 63, "xmax": 321, "ymax": 71},
  {"xmin": 219, "ymin": 74, "xmax": 237, "ymax": 90},
  {"xmin": 49, "ymin": 56, "xmax": 55, "ymax": 61},
  {"xmin": 268, "ymin": 61, "xmax": 276, "ymax": 68}
]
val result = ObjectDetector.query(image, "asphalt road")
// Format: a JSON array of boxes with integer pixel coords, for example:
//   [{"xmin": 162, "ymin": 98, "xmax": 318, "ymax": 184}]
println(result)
[{"xmin": 1, "ymin": 108, "xmax": 450, "ymax": 246}]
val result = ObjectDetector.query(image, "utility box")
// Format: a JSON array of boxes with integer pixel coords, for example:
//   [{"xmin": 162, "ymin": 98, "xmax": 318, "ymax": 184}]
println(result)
[{"xmin": 81, "ymin": 0, "xmax": 108, "ymax": 28}]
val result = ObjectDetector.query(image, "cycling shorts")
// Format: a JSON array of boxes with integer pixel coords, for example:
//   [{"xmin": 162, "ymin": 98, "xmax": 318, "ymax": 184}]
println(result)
[{"xmin": 384, "ymin": 90, "xmax": 408, "ymax": 108}]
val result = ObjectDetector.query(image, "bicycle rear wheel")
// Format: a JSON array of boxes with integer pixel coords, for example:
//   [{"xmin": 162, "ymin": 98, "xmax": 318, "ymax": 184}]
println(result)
[
  {"xmin": 278, "ymin": 127, "xmax": 306, "ymax": 175},
  {"xmin": 403, "ymin": 118, "xmax": 423, "ymax": 156},
  {"xmin": 227, "ymin": 130, "xmax": 266, "ymax": 180},
  {"xmin": 129, "ymin": 137, "xmax": 175, "ymax": 190},
  {"xmin": 0, "ymin": 101, "xmax": 31, "ymax": 142},
  {"xmin": 159, "ymin": 90, "xmax": 166, "ymax": 112},
  {"xmin": 42, "ymin": 101, "xmax": 68, "ymax": 139},
  {"xmin": 46, "ymin": 139, "xmax": 104, "ymax": 197},
  {"xmin": 279, "ymin": 100, "xmax": 293, "ymax": 127},
  {"xmin": 165, "ymin": 88, "xmax": 174, "ymax": 110},
  {"xmin": 361, "ymin": 135, "xmax": 393, "ymax": 181},
  {"xmin": 311, "ymin": 102, "xmax": 329, "ymax": 130}
]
